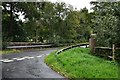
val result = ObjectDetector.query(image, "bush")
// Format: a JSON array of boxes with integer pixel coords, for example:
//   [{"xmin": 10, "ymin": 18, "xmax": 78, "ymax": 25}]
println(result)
[{"xmin": 2, "ymin": 42, "xmax": 8, "ymax": 50}]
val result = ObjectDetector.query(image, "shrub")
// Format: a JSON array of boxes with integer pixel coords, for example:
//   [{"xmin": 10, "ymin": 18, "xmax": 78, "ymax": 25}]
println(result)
[{"xmin": 2, "ymin": 42, "xmax": 8, "ymax": 50}]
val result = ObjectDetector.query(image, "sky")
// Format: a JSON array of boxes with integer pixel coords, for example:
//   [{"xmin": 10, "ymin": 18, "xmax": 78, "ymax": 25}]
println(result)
[
  {"xmin": 48, "ymin": 0, "xmax": 96, "ymax": 11},
  {"xmin": 19, "ymin": 0, "xmax": 96, "ymax": 22}
]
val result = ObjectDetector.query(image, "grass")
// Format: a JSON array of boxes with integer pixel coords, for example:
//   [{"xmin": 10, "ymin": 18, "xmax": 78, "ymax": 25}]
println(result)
[
  {"xmin": 0, "ymin": 48, "xmax": 58, "ymax": 55},
  {"xmin": 0, "ymin": 49, "xmax": 22, "ymax": 54},
  {"xmin": 45, "ymin": 47, "xmax": 119, "ymax": 79}
]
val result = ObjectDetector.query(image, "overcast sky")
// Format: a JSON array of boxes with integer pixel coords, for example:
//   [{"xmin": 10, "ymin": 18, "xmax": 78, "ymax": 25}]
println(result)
[
  {"xmin": 48, "ymin": 0, "xmax": 96, "ymax": 11},
  {"xmin": 20, "ymin": 0, "xmax": 97, "ymax": 21}
]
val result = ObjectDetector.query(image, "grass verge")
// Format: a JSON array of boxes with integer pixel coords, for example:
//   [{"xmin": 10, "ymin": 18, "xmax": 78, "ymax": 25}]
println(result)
[
  {"xmin": 45, "ymin": 47, "xmax": 119, "ymax": 79},
  {"xmin": 0, "ymin": 49, "xmax": 22, "ymax": 54}
]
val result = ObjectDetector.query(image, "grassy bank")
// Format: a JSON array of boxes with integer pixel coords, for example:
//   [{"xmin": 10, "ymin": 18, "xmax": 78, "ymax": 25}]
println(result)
[
  {"xmin": 45, "ymin": 47, "xmax": 119, "ymax": 79},
  {"xmin": 0, "ymin": 49, "xmax": 21, "ymax": 54}
]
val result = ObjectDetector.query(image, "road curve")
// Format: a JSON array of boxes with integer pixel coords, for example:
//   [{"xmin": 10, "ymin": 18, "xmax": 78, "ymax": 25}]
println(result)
[{"xmin": 1, "ymin": 48, "xmax": 64, "ymax": 78}]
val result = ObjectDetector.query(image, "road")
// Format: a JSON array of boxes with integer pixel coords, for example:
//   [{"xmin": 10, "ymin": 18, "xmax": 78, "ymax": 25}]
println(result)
[{"xmin": 1, "ymin": 48, "xmax": 64, "ymax": 79}]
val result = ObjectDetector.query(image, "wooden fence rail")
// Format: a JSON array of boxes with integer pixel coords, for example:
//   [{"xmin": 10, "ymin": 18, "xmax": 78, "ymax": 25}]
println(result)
[{"xmin": 95, "ymin": 46, "xmax": 120, "ymax": 61}]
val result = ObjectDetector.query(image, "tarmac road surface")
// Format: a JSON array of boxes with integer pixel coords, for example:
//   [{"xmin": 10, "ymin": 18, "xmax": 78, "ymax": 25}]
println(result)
[{"xmin": 1, "ymin": 48, "xmax": 64, "ymax": 79}]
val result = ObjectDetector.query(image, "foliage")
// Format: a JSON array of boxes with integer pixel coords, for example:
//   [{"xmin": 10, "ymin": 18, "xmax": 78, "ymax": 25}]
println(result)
[
  {"xmin": 45, "ymin": 47, "xmax": 119, "ymax": 78},
  {"xmin": 2, "ymin": 2, "xmax": 91, "ymax": 44},
  {"xmin": 0, "ymin": 49, "xmax": 21, "ymax": 54},
  {"xmin": 90, "ymin": 2, "xmax": 120, "ymax": 47},
  {"xmin": 2, "ymin": 2, "xmax": 27, "ymax": 42},
  {"xmin": 2, "ymin": 42, "xmax": 8, "ymax": 50},
  {"xmin": 2, "ymin": 1, "xmax": 120, "ymax": 47}
]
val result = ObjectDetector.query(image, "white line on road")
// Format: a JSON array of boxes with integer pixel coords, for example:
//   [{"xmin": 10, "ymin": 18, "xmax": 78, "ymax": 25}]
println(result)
[
  {"xmin": 0, "ymin": 60, "xmax": 4, "ymax": 62},
  {"xmin": 2, "ymin": 59, "xmax": 14, "ymax": 63},
  {"xmin": 13, "ymin": 58, "xmax": 18, "ymax": 60},
  {"xmin": 26, "ymin": 56, "xmax": 34, "ymax": 59},
  {"xmin": 1, "ymin": 59, "xmax": 9, "ymax": 62},
  {"xmin": 0, "ymin": 54, "xmax": 44, "ymax": 63},
  {"xmin": 16, "ymin": 57, "xmax": 26, "ymax": 61},
  {"xmin": 23, "ymin": 56, "xmax": 31, "ymax": 59},
  {"xmin": 36, "ymin": 55, "xmax": 42, "ymax": 58}
]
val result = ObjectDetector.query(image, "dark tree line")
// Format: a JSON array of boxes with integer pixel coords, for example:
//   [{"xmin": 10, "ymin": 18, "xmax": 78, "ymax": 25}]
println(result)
[
  {"xmin": 2, "ymin": 2, "xmax": 91, "ymax": 44},
  {"xmin": 2, "ymin": 1, "xmax": 120, "ymax": 48}
]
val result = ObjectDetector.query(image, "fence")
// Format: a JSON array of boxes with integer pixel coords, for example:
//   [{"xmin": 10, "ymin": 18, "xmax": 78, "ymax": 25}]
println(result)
[
  {"xmin": 94, "ymin": 46, "xmax": 120, "ymax": 61},
  {"xmin": 89, "ymin": 35, "xmax": 120, "ymax": 61}
]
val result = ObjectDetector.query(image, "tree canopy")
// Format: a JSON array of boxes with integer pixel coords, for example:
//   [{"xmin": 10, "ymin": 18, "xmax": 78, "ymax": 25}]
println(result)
[
  {"xmin": 2, "ymin": 1, "xmax": 120, "ymax": 47},
  {"xmin": 91, "ymin": 1, "xmax": 120, "ymax": 47}
]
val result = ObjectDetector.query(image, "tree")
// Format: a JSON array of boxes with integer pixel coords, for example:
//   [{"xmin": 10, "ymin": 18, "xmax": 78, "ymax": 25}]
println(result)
[
  {"xmin": 2, "ymin": 2, "xmax": 27, "ymax": 42},
  {"xmin": 2, "ymin": 2, "xmax": 94, "ymax": 46},
  {"xmin": 78, "ymin": 7, "xmax": 92, "ymax": 42},
  {"xmin": 90, "ymin": 1, "xmax": 120, "ymax": 47}
]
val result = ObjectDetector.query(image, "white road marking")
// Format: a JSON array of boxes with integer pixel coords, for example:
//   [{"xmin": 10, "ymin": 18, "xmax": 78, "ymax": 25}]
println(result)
[
  {"xmin": 0, "ymin": 55, "xmax": 43, "ymax": 63},
  {"xmin": 16, "ymin": 57, "xmax": 26, "ymax": 61},
  {"xmin": 0, "ymin": 60, "xmax": 4, "ymax": 62},
  {"xmin": 13, "ymin": 58, "xmax": 18, "ymax": 60},
  {"xmin": 25, "ymin": 56, "xmax": 34, "ymax": 59},
  {"xmin": 23, "ymin": 56, "xmax": 31, "ymax": 59},
  {"xmin": 3, "ymin": 59, "xmax": 14, "ymax": 63},
  {"xmin": 36, "ymin": 55, "xmax": 42, "ymax": 58}
]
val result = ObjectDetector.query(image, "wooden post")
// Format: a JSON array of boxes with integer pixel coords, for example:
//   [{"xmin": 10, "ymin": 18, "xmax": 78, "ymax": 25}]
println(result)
[
  {"xmin": 112, "ymin": 44, "xmax": 115, "ymax": 61},
  {"xmin": 89, "ymin": 34, "xmax": 96, "ymax": 53}
]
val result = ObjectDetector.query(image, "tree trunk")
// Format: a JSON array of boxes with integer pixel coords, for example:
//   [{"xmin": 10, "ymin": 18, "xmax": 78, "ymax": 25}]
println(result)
[
  {"xmin": 35, "ymin": 29, "xmax": 38, "ymax": 43},
  {"xmin": 9, "ymin": 3, "xmax": 13, "ymax": 40}
]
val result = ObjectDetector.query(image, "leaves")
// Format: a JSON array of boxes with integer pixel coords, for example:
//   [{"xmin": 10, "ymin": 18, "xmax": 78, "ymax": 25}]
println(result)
[
  {"xmin": 91, "ymin": 2, "xmax": 120, "ymax": 47},
  {"xmin": 2, "ymin": 2, "xmax": 96, "ymax": 44}
]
